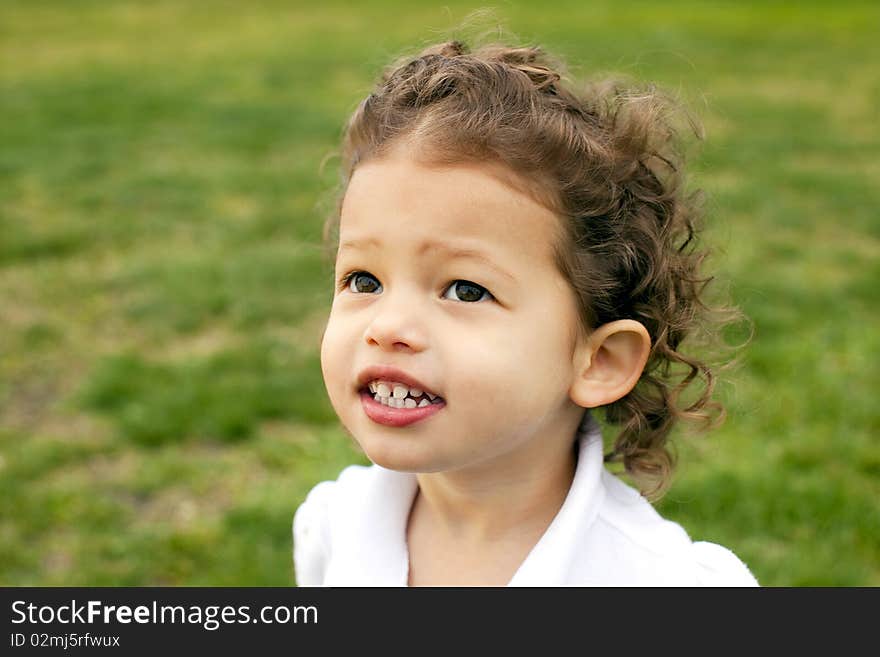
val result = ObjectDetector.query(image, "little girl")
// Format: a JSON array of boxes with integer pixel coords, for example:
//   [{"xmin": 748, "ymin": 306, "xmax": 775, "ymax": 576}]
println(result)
[{"xmin": 293, "ymin": 37, "xmax": 758, "ymax": 586}]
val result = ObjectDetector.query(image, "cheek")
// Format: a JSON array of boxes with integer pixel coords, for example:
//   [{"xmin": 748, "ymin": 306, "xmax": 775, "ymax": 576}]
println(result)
[
  {"xmin": 320, "ymin": 315, "xmax": 350, "ymax": 392},
  {"xmin": 446, "ymin": 324, "xmax": 538, "ymax": 403},
  {"xmin": 452, "ymin": 303, "xmax": 574, "ymax": 402}
]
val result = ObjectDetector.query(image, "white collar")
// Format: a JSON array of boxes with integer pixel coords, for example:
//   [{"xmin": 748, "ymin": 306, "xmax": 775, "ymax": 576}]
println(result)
[{"xmin": 324, "ymin": 411, "xmax": 605, "ymax": 586}]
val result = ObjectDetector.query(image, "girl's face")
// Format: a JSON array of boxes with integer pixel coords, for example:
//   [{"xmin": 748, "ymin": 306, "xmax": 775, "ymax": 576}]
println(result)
[{"xmin": 320, "ymin": 146, "xmax": 588, "ymax": 474}]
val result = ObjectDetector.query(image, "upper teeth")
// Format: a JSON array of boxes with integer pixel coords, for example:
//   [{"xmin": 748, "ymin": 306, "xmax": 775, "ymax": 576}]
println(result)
[{"xmin": 369, "ymin": 381, "xmax": 438, "ymax": 401}]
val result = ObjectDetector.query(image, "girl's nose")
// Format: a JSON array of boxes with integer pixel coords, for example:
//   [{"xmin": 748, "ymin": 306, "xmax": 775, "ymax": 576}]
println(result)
[{"xmin": 362, "ymin": 292, "xmax": 427, "ymax": 353}]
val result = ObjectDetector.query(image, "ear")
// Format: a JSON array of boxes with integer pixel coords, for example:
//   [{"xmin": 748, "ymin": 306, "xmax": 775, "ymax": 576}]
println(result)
[{"xmin": 569, "ymin": 320, "xmax": 651, "ymax": 408}]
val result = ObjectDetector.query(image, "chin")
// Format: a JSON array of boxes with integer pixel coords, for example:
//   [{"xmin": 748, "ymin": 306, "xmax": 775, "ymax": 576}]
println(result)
[{"xmin": 357, "ymin": 435, "xmax": 447, "ymax": 474}]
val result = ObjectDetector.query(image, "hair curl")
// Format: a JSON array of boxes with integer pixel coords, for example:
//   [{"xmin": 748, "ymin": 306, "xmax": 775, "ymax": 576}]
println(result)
[{"xmin": 322, "ymin": 36, "xmax": 742, "ymax": 499}]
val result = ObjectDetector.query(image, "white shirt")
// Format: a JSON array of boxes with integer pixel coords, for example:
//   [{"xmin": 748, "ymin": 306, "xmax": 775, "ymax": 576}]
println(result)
[{"xmin": 293, "ymin": 412, "xmax": 758, "ymax": 586}]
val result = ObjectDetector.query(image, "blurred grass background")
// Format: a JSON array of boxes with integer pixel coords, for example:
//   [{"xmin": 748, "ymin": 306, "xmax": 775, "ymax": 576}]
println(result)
[{"xmin": 1, "ymin": 0, "xmax": 877, "ymax": 586}]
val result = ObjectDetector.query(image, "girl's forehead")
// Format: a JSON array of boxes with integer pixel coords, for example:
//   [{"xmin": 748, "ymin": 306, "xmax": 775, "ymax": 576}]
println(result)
[
  {"xmin": 340, "ymin": 156, "xmax": 563, "ymax": 257},
  {"xmin": 350, "ymin": 146, "xmax": 559, "ymax": 212}
]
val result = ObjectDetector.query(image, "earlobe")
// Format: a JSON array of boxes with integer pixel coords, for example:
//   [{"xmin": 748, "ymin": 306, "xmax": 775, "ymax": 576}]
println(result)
[{"xmin": 569, "ymin": 320, "xmax": 651, "ymax": 409}]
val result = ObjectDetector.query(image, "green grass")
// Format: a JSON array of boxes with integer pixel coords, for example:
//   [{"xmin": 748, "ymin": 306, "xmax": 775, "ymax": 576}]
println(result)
[{"xmin": 1, "ymin": 0, "xmax": 877, "ymax": 586}]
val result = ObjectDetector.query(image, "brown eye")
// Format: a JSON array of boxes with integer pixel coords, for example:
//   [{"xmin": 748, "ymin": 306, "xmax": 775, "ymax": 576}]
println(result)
[
  {"xmin": 347, "ymin": 272, "xmax": 381, "ymax": 293},
  {"xmin": 443, "ymin": 280, "xmax": 493, "ymax": 303}
]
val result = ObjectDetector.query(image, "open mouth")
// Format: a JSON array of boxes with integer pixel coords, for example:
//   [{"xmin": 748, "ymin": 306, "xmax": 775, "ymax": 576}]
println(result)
[
  {"xmin": 359, "ymin": 384, "xmax": 446, "ymax": 428},
  {"xmin": 359, "ymin": 381, "xmax": 445, "ymax": 409}
]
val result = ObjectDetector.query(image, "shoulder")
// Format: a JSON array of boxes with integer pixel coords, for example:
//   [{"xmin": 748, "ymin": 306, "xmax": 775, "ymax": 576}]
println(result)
[
  {"xmin": 690, "ymin": 541, "xmax": 760, "ymax": 586},
  {"xmin": 590, "ymin": 470, "xmax": 758, "ymax": 586},
  {"xmin": 292, "ymin": 464, "xmax": 374, "ymax": 586}
]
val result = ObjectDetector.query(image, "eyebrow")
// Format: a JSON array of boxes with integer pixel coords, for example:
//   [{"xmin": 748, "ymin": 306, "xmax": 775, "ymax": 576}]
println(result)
[{"xmin": 338, "ymin": 237, "xmax": 516, "ymax": 282}]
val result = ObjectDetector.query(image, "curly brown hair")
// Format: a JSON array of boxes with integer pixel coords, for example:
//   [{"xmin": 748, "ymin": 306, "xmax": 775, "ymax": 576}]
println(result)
[{"xmin": 321, "ymin": 36, "xmax": 741, "ymax": 499}]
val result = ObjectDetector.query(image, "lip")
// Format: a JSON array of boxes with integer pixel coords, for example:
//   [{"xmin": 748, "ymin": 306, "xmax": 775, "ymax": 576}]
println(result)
[
  {"xmin": 360, "ymin": 390, "xmax": 446, "ymax": 427},
  {"xmin": 355, "ymin": 365, "xmax": 442, "ymax": 400}
]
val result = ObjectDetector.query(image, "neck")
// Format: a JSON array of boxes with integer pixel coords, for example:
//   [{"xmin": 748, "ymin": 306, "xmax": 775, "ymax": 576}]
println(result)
[{"xmin": 411, "ymin": 413, "xmax": 581, "ymax": 545}]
